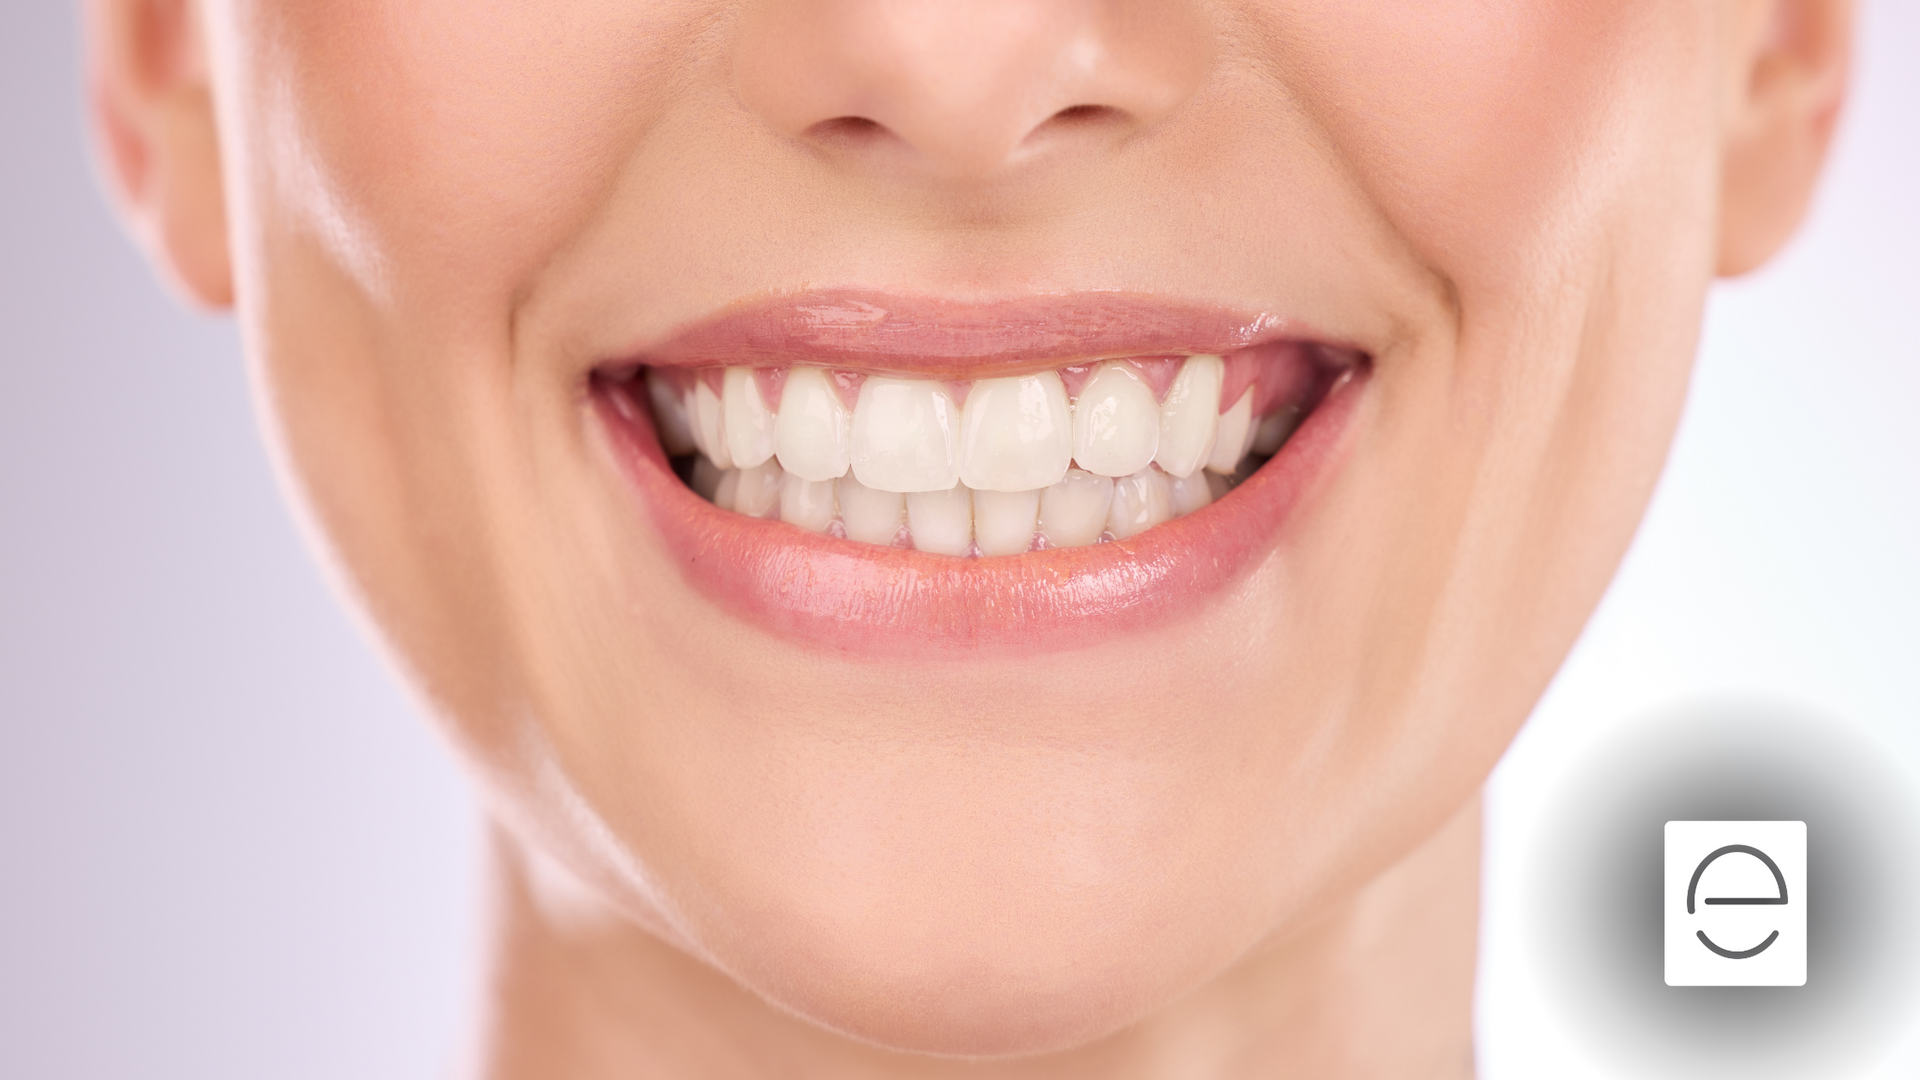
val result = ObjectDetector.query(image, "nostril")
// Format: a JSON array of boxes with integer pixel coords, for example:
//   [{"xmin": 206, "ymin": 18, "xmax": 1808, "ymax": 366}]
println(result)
[
  {"xmin": 1021, "ymin": 103, "xmax": 1128, "ymax": 148},
  {"xmin": 803, "ymin": 115, "xmax": 890, "ymax": 144},
  {"xmin": 1050, "ymin": 104, "xmax": 1122, "ymax": 125}
]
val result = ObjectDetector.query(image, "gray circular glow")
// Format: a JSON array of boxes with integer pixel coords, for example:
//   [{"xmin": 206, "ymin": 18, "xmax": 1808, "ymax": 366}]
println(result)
[{"xmin": 1528, "ymin": 700, "xmax": 1920, "ymax": 1078}]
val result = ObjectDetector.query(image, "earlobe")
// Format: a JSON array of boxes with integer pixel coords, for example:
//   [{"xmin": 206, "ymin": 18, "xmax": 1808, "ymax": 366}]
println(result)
[
  {"xmin": 1715, "ymin": 0, "xmax": 1854, "ymax": 277},
  {"xmin": 85, "ymin": 0, "xmax": 233, "ymax": 309}
]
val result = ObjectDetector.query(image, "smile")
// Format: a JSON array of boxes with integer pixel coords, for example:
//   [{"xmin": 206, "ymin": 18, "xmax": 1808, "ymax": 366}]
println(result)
[{"xmin": 593, "ymin": 292, "xmax": 1370, "ymax": 654}]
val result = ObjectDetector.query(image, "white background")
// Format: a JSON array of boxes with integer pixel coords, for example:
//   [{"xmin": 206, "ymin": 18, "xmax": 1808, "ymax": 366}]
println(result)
[{"xmin": 1, "ymin": 2, "xmax": 1914, "ymax": 1077}]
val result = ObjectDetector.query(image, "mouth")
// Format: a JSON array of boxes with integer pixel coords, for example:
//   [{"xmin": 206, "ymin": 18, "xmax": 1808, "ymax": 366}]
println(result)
[{"xmin": 593, "ymin": 292, "xmax": 1368, "ymax": 656}]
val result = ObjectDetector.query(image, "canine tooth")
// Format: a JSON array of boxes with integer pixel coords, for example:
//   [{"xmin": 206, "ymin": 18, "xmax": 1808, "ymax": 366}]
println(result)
[
  {"xmin": 723, "ymin": 368, "xmax": 777, "ymax": 468},
  {"xmin": 779, "ymin": 473, "xmax": 836, "ymax": 533},
  {"xmin": 1167, "ymin": 469, "xmax": 1213, "ymax": 516},
  {"xmin": 1205, "ymin": 389, "xmax": 1254, "ymax": 475},
  {"xmin": 907, "ymin": 485, "xmax": 973, "ymax": 556},
  {"xmin": 690, "ymin": 456, "xmax": 724, "ymax": 502},
  {"xmin": 1071, "ymin": 362, "xmax": 1159, "ymax": 477},
  {"xmin": 972, "ymin": 488, "xmax": 1040, "ymax": 556},
  {"xmin": 1154, "ymin": 355, "xmax": 1222, "ymax": 478},
  {"xmin": 1036, "ymin": 468, "xmax": 1114, "ymax": 548},
  {"xmin": 837, "ymin": 474, "xmax": 906, "ymax": 545},
  {"xmin": 646, "ymin": 371, "xmax": 697, "ymax": 455},
  {"xmin": 713, "ymin": 468, "xmax": 741, "ymax": 512},
  {"xmin": 734, "ymin": 459, "xmax": 783, "ymax": 518},
  {"xmin": 851, "ymin": 377, "xmax": 960, "ymax": 493},
  {"xmin": 1251, "ymin": 406, "xmax": 1302, "ymax": 455},
  {"xmin": 958, "ymin": 372, "xmax": 1072, "ymax": 492},
  {"xmin": 1107, "ymin": 468, "xmax": 1172, "ymax": 540},
  {"xmin": 1206, "ymin": 471, "xmax": 1231, "ymax": 501},
  {"xmin": 692, "ymin": 379, "xmax": 733, "ymax": 469},
  {"xmin": 774, "ymin": 366, "xmax": 852, "ymax": 481}
]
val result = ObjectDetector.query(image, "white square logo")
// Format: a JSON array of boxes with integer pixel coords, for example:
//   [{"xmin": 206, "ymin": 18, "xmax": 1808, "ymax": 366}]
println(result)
[{"xmin": 1664, "ymin": 820, "xmax": 1807, "ymax": 986}]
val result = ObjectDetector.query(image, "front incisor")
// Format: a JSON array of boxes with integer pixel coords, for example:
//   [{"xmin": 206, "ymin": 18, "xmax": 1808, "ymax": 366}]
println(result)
[
  {"xmin": 851, "ymin": 377, "xmax": 961, "ymax": 493},
  {"xmin": 959, "ymin": 372, "xmax": 1073, "ymax": 492}
]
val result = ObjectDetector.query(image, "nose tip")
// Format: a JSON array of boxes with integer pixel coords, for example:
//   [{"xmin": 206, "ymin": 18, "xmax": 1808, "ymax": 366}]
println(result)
[{"xmin": 733, "ymin": 0, "xmax": 1210, "ymax": 180}]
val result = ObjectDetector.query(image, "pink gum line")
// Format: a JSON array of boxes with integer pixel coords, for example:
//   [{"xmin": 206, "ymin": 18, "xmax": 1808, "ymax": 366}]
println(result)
[{"xmin": 650, "ymin": 341, "xmax": 1344, "ymax": 417}]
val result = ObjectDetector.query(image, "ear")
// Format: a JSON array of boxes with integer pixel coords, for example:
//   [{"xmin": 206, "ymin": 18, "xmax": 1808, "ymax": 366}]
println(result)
[
  {"xmin": 1716, "ymin": 0, "xmax": 1855, "ymax": 277},
  {"xmin": 84, "ymin": 0, "xmax": 233, "ymax": 308}
]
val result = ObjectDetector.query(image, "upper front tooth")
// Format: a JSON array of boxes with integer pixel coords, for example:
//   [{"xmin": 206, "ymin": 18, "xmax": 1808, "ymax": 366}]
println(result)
[
  {"xmin": 774, "ymin": 367, "xmax": 852, "ymax": 481},
  {"xmin": 1106, "ymin": 468, "xmax": 1172, "ymax": 540},
  {"xmin": 1154, "ymin": 356, "xmax": 1222, "ymax": 478},
  {"xmin": 646, "ymin": 371, "xmax": 697, "ymax": 456},
  {"xmin": 723, "ymin": 368, "xmax": 777, "ymax": 469},
  {"xmin": 1205, "ymin": 388, "xmax": 1254, "ymax": 475},
  {"xmin": 958, "ymin": 372, "xmax": 1072, "ymax": 492},
  {"xmin": 1071, "ymin": 362, "xmax": 1160, "ymax": 477},
  {"xmin": 692, "ymin": 379, "xmax": 732, "ymax": 469},
  {"xmin": 850, "ymin": 377, "xmax": 961, "ymax": 493}
]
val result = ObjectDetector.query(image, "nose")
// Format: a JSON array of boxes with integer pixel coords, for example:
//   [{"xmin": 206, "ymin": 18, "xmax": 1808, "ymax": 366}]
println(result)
[{"xmin": 732, "ymin": 0, "xmax": 1211, "ymax": 180}]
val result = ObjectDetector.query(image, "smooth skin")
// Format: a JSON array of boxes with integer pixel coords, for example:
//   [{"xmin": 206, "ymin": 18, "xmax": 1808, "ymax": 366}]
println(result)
[{"xmin": 87, "ymin": 0, "xmax": 1850, "ymax": 1076}]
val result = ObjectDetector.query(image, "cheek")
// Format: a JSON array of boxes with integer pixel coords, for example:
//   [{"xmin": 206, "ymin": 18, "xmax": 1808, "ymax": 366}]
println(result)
[
  {"xmin": 246, "ymin": 0, "xmax": 699, "ymax": 313},
  {"xmin": 1270, "ymin": 0, "xmax": 1713, "ymax": 299}
]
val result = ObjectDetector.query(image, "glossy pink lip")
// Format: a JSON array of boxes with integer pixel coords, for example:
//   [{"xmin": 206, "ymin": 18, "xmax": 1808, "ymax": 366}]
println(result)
[
  {"xmin": 593, "ymin": 292, "xmax": 1369, "ymax": 658},
  {"xmin": 612, "ymin": 289, "xmax": 1342, "ymax": 378}
]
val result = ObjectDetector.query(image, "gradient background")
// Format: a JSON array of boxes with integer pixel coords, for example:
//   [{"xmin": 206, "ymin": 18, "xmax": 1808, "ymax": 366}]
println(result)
[{"xmin": 1, "ymin": 2, "xmax": 1913, "ymax": 1077}]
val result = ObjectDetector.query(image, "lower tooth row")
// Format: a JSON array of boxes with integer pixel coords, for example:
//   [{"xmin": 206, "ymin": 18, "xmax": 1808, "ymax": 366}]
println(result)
[{"xmin": 690, "ymin": 458, "xmax": 1243, "ymax": 555}]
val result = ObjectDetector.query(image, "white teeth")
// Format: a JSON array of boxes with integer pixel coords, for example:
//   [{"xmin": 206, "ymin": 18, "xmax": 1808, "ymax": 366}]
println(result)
[
  {"xmin": 958, "ymin": 372, "xmax": 1072, "ymax": 492},
  {"xmin": 723, "ymin": 368, "xmax": 777, "ymax": 469},
  {"xmin": 1036, "ymin": 468, "xmax": 1114, "ymax": 548},
  {"xmin": 774, "ymin": 367, "xmax": 852, "ymax": 481},
  {"xmin": 1167, "ymin": 469, "xmax": 1213, "ymax": 516},
  {"xmin": 1071, "ymin": 361, "xmax": 1160, "ymax": 478},
  {"xmin": 1205, "ymin": 388, "xmax": 1254, "ymax": 475},
  {"xmin": 1250, "ymin": 405, "xmax": 1301, "ymax": 456},
  {"xmin": 906, "ymin": 485, "xmax": 973, "ymax": 556},
  {"xmin": 670, "ymin": 355, "xmax": 1312, "ymax": 548},
  {"xmin": 779, "ymin": 473, "xmax": 837, "ymax": 533},
  {"xmin": 647, "ymin": 371, "xmax": 697, "ymax": 456},
  {"xmin": 713, "ymin": 468, "xmax": 740, "ymax": 512},
  {"xmin": 850, "ymin": 377, "xmax": 961, "ymax": 493},
  {"xmin": 972, "ymin": 488, "xmax": 1040, "ymax": 556},
  {"xmin": 734, "ymin": 460, "xmax": 784, "ymax": 518},
  {"xmin": 1154, "ymin": 355, "xmax": 1222, "ymax": 479},
  {"xmin": 1106, "ymin": 468, "xmax": 1172, "ymax": 540},
  {"xmin": 692, "ymin": 380, "xmax": 733, "ymax": 469},
  {"xmin": 837, "ymin": 474, "xmax": 906, "ymax": 545}
]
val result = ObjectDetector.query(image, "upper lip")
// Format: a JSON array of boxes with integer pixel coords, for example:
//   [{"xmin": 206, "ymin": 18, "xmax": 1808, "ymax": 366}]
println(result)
[{"xmin": 610, "ymin": 289, "xmax": 1350, "ymax": 377}]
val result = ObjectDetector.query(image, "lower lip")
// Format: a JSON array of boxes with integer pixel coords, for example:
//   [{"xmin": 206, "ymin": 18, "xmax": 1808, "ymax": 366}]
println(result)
[{"xmin": 593, "ymin": 370, "xmax": 1367, "ymax": 658}]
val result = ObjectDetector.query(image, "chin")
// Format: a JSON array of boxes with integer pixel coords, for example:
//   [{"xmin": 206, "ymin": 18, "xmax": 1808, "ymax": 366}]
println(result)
[{"xmin": 684, "ymin": 789, "xmax": 1273, "ymax": 1058}]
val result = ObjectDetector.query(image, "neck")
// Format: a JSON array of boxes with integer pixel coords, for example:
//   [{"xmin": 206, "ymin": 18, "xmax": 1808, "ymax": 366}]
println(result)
[{"xmin": 464, "ymin": 797, "xmax": 1480, "ymax": 1080}]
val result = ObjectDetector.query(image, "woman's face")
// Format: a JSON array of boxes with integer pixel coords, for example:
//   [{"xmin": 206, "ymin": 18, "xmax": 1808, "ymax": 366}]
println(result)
[{"xmin": 198, "ymin": 0, "xmax": 1728, "ymax": 1055}]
